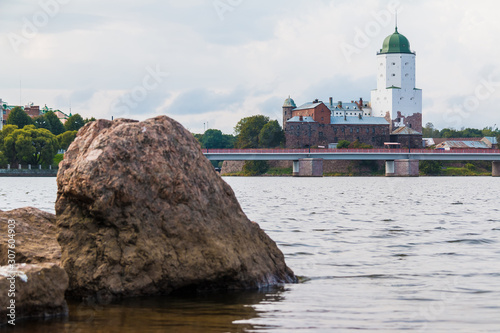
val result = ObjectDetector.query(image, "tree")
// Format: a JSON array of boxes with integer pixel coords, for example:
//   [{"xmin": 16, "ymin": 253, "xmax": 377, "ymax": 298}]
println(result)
[
  {"xmin": 258, "ymin": 120, "xmax": 285, "ymax": 148},
  {"xmin": 3, "ymin": 125, "xmax": 59, "ymax": 166},
  {"xmin": 420, "ymin": 160, "xmax": 443, "ymax": 175},
  {"xmin": 497, "ymin": 134, "xmax": 500, "ymax": 147},
  {"xmin": 348, "ymin": 140, "xmax": 373, "ymax": 149},
  {"xmin": 84, "ymin": 117, "xmax": 96, "ymax": 124},
  {"xmin": 0, "ymin": 125, "xmax": 18, "ymax": 153},
  {"xmin": 0, "ymin": 151, "xmax": 7, "ymax": 167},
  {"xmin": 242, "ymin": 160, "xmax": 269, "ymax": 176},
  {"xmin": 57, "ymin": 130, "xmax": 78, "ymax": 150},
  {"xmin": 6, "ymin": 106, "xmax": 33, "ymax": 128},
  {"xmin": 202, "ymin": 129, "xmax": 225, "ymax": 149},
  {"xmin": 337, "ymin": 140, "xmax": 350, "ymax": 149},
  {"xmin": 64, "ymin": 114, "xmax": 85, "ymax": 131},
  {"xmin": 422, "ymin": 122, "xmax": 440, "ymax": 138},
  {"xmin": 234, "ymin": 115, "xmax": 270, "ymax": 148},
  {"xmin": 34, "ymin": 115, "xmax": 53, "ymax": 132},
  {"xmin": 44, "ymin": 111, "xmax": 66, "ymax": 135}
]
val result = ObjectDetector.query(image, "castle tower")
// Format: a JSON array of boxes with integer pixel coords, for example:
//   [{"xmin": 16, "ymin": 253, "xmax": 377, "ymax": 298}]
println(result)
[
  {"xmin": 370, "ymin": 27, "xmax": 422, "ymax": 132},
  {"xmin": 282, "ymin": 96, "xmax": 296, "ymax": 127}
]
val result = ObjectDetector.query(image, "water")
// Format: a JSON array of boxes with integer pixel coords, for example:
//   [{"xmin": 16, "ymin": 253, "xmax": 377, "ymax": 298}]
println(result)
[{"xmin": 1, "ymin": 177, "xmax": 500, "ymax": 332}]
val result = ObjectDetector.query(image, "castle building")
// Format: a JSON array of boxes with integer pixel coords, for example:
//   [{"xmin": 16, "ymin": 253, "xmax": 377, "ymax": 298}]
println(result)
[
  {"xmin": 283, "ymin": 25, "xmax": 422, "ymax": 148},
  {"xmin": 370, "ymin": 27, "xmax": 422, "ymax": 132}
]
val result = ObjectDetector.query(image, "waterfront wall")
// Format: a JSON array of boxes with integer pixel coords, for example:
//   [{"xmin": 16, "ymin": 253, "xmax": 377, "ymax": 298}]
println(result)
[
  {"xmin": 285, "ymin": 122, "xmax": 390, "ymax": 149},
  {"xmin": 0, "ymin": 168, "xmax": 57, "ymax": 177},
  {"xmin": 221, "ymin": 160, "xmax": 384, "ymax": 175}
]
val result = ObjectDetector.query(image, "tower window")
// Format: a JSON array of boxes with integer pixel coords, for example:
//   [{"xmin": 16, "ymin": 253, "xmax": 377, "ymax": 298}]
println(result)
[
  {"xmin": 392, "ymin": 74, "xmax": 396, "ymax": 77},
  {"xmin": 405, "ymin": 74, "xmax": 409, "ymax": 77},
  {"xmin": 392, "ymin": 62, "xmax": 396, "ymax": 65}
]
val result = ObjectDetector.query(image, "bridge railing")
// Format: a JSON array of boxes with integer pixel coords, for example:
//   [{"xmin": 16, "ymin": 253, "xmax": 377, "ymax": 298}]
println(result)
[{"xmin": 205, "ymin": 148, "xmax": 500, "ymax": 154}]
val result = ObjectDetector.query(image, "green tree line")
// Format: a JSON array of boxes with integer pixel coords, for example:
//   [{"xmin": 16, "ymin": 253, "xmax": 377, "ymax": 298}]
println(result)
[
  {"xmin": 0, "ymin": 107, "xmax": 93, "ymax": 168},
  {"xmin": 193, "ymin": 115, "xmax": 285, "ymax": 175},
  {"xmin": 422, "ymin": 122, "xmax": 499, "ymax": 140}
]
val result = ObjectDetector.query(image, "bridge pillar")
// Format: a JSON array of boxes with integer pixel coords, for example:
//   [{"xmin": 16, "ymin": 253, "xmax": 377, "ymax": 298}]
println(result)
[
  {"xmin": 294, "ymin": 159, "xmax": 323, "ymax": 177},
  {"xmin": 293, "ymin": 161, "xmax": 300, "ymax": 176},
  {"xmin": 386, "ymin": 160, "xmax": 419, "ymax": 177},
  {"xmin": 385, "ymin": 160, "xmax": 395, "ymax": 176},
  {"xmin": 493, "ymin": 161, "xmax": 500, "ymax": 177}
]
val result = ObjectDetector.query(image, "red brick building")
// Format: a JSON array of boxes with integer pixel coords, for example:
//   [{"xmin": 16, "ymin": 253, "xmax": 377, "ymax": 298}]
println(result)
[{"xmin": 283, "ymin": 98, "xmax": 392, "ymax": 148}]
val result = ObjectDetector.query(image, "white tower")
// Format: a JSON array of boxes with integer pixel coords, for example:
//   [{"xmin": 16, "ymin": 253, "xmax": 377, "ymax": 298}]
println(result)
[{"xmin": 371, "ymin": 27, "xmax": 422, "ymax": 132}]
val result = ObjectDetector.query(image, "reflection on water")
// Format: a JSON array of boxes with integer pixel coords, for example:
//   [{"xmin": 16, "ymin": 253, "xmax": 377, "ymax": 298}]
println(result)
[{"xmin": 10, "ymin": 289, "xmax": 285, "ymax": 333}]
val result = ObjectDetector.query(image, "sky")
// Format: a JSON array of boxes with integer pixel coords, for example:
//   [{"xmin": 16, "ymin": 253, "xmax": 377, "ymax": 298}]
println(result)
[{"xmin": 1, "ymin": 0, "xmax": 500, "ymax": 134}]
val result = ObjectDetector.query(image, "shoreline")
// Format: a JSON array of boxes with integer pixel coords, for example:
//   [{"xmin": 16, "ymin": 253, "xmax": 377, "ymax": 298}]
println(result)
[{"xmin": 0, "ymin": 170, "xmax": 58, "ymax": 177}]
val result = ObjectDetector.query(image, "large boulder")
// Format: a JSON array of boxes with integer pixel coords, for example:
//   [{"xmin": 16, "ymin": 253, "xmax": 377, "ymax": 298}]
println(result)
[
  {"xmin": 56, "ymin": 116, "xmax": 296, "ymax": 300},
  {"xmin": 0, "ymin": 208, "xmax": 61, "ymax": 265},
  {"xmin": 0, "ymin": 263, "xmax": 68, "ymax": 325}
]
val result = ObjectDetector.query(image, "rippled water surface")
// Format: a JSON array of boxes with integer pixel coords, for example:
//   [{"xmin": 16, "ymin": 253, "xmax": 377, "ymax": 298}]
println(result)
[{"xmin": 1, "ymin": 176, "xmax": 500, "ymax": 332}]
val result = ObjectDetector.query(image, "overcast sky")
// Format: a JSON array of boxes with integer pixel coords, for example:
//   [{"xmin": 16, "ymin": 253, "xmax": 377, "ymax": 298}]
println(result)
[{"xmin": 1, "ymin": 0, "xmax": 499, "ymax": 134}]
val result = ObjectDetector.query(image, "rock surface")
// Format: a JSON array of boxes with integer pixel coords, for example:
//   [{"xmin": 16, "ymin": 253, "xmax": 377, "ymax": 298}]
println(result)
[
  {"xmin": 0, "ymin": 263, "xmax": 69, "ymax": 324},
  {"xmin": 0, "ymin": 208, "xmax": 68, "ymax": 324},
  {"xmin": 0, "ymin": 207, "xmax": 61, "ymax": 265},
  {"xmin": 56, "ymin": 116, "xmax": 296, "ymax": 300}
]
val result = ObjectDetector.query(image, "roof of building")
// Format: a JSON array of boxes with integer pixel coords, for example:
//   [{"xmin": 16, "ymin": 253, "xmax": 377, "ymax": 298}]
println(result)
[
  {"xmin": 287, "ymin": 116, "xmax": 316, "ymax": 123},
  {"xmin": 431, "ymin": 137, "xmax": 483, "ymax": 146},
  {"xmin": 330, "ymin": 116, "xmax": 389, "ymax": 125},
  {"xmin": 283, "ymin": 96, "xmax": 296, "ymax": 108},
  {"xmin": 380, "ymin": 27, "xmax": 412, "ymax": 54},
  {"xmin": 436, "ymin": 140, "xmax": 490, "ymax": 149},
  {"xmin": 483, "ymin": 136, "xmax": 498, "ymax": 145},
  {"xmin": 391, "ymin": 126, "xmax": 422, "ymax": 135},
  {"xmin": 293, "ymin": 102, "xmax": 324, "ymax": 111},
  {"xmin": 328, "ymin": 102, "xmax": 369, "ymax": 111}
]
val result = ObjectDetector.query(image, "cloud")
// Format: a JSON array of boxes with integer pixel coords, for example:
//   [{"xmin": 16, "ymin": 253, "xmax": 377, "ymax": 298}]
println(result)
[
  {"xmin": 165, "ymin": 87, "xmax": 247, "ymax": 115},
  {"xmin": 1, "ymin": 0, "xmax": 500, "ymax": 133}
]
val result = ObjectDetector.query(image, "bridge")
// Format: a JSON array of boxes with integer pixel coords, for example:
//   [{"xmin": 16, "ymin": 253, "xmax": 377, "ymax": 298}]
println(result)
[{"xmin": 203, "ymin": 149, "xmax": 500, "ymax": 177}]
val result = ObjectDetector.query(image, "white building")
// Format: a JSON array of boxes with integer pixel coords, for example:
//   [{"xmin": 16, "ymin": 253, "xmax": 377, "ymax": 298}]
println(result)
[{"xmin": 371, "ymin": 27, "xmax": 422, "ymax": 132}]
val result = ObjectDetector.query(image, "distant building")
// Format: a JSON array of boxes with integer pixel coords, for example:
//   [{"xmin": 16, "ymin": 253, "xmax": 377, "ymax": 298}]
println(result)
[
  {"xmin": 284, "ymin": 97, "xmax": 391, "ymax": 148},
  {"xmin": 370, "ymin": 27, "xmax": 422, "ymax": 133},
  {"xmin": 424, "ymin": 137, "xmax": 498, "ymax": 149},
  {"xmin": 482, "ymin": 137, "xmax": 498, "ymax": 149},
  {"xmin": 41, "ymin": 105, "xmax": 70, "ymax": 124},
  {"xmin": 1, "ymin": 99, "xmax": 71, "ymax": 127},
  {"xmin": 282, "ymin": 25, "xmax": 422, "ymax": 148},
  {"xmin": 435, "ymin": 140, "xmax": 490, "ymax": 150}
]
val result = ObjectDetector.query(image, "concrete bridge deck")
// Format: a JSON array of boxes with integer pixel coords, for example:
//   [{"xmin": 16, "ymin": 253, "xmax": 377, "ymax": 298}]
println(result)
[
  {"xmin": 204, "ymin": 148, "xmax": 500, "ymax": 161},
  {"xmin": 203, "ymin": 149, "xmax": 500, "ymax": 177}
]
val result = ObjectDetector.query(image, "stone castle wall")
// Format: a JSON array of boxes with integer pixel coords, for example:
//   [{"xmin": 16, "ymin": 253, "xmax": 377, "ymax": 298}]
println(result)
[{"xmin": 285, "ymin": 122, "xmax": 390, "ymax": 148}]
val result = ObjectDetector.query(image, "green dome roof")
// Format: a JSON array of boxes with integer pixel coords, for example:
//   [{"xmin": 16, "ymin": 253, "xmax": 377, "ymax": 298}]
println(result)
[
  {"xmin": 283, "ymin": 96, "xmax": 296, "ymax": 108},
  {"xmin": 380, "ymin": 28, "xmax": 412, "ymax": 54}
]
